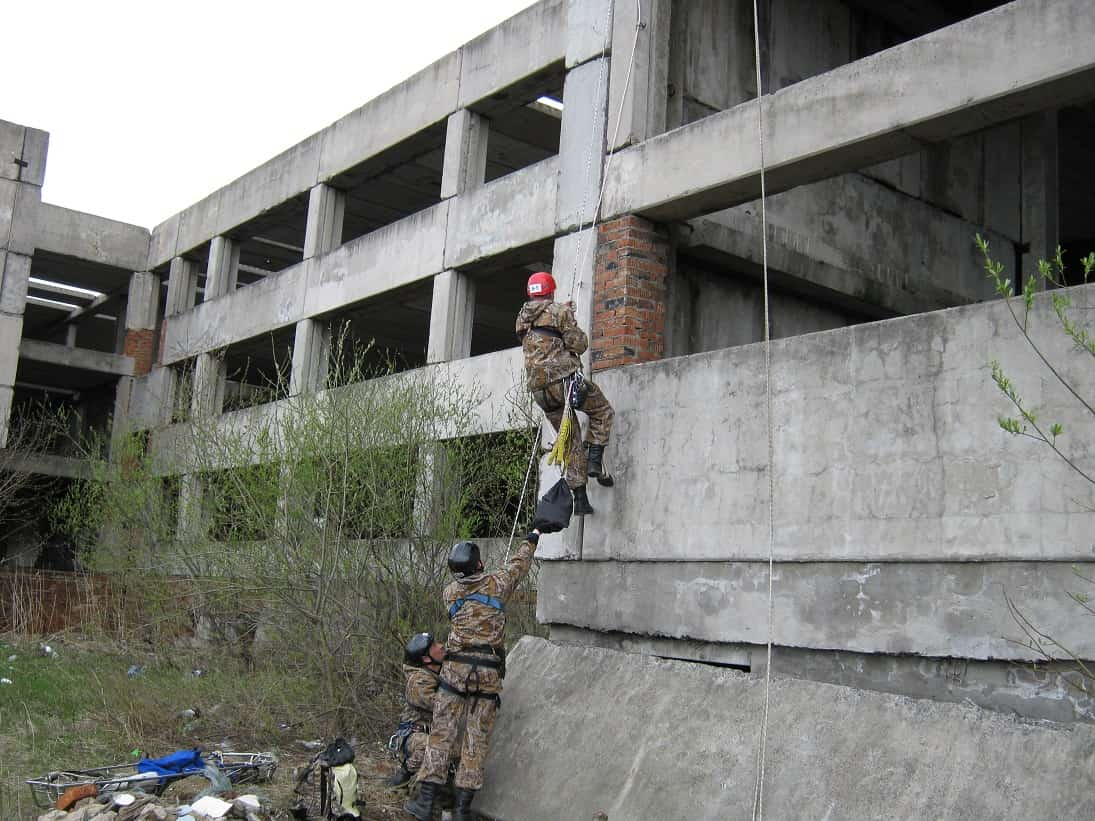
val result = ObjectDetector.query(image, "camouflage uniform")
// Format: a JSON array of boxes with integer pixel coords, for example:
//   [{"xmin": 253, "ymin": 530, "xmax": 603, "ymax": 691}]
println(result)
[
  {"xmin": 515, "ymin": 300, "xmax": 614, "ymax": 489},
  {"xmin": 418, "ymin": 537, "xmax": 538, "ymax": 791},
  {"xmin": 397, "ymin": 664, "xmax": 439, "ymax": 774}
]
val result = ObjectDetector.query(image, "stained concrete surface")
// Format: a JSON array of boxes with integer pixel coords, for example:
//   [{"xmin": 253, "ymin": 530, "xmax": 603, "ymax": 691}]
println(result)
[{"xmin": 478, "ymin": 637, "xmax": 1095, "ymax": 821}]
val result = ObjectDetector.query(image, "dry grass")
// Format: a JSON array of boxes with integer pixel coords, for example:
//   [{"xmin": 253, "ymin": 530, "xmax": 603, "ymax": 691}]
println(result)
[{"xmin": 0, "ymin": 634, "xmax": 411, "ymax": 820}]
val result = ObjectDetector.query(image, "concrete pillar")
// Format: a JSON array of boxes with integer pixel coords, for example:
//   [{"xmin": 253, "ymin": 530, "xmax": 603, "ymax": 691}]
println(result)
[
  {"xmin": 0, "ymin": 251, "xmax": 29, "ymax": 447},
  {"xmin": 1021, "ymin": 111, "xmax": 1059, "ymax": 281},
  {"xmin": 65, "ymin": 324, "xmax": 78, "ymax": 347},
  {"xmin": 303, "ymin": 183, "xmax": 345, "ymax": 259},
  {"xmin": 190, "ymin": 351, "xmax": 226, "ymax": 419},
  {"xmin": 205, "ymin": 236, "xmax": 239, "ymax": 300},
  {"xmin": 557, "ymin": 57, "xmax": 610, "ymax": 233},
  {"xmin": 591, "ymin": 215, "xmax": 670, "ymax": 371},
  {"xmin": 166, "ymin": 256, "xmax": 199, "ymax": 316},
  {"xmin": 427, "ymin": 270, "xmax": 476, "ymax": 364},
  {"xmin": 176, "ymin": 473, "xmax": 206, "ymax": 541},
  {"xmin": 607, "ymin": 0, "xmax": 672, "ymax": 151},
  {"xmin": 122, "ymin": 271, "xmax": 159, "ymax": 376},
  {"xmin": 290, "ymin": 317, "xmax": 330, "ymax": 395},
  {"xmin": 441, "ymin": 109, "xmax": 489, "ymax": 199}
]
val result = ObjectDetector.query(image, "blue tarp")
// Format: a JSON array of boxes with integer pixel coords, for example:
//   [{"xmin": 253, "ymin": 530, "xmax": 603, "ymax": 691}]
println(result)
[{"xmin": 137, "ymin": 749, "xmax": 204, "ymax": 779}]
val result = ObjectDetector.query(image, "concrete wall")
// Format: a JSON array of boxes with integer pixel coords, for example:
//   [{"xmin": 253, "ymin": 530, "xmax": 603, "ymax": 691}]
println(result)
[{"xmin": 477, "ymin": 638, "xmax": 1095, "ymax": 821}]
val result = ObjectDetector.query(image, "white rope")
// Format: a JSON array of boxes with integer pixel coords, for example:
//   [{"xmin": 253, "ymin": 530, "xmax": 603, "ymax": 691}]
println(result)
[
  {"xmin": 505, "ymin": 424, "xmax": 542, "ymax": 559},
  {"xmin": 567, "ymin": 0, "xmax": 644, "ymax": 301},
  {"xmin": 749, "ymin": 0, "xmax": 776, "ymax": 818}
]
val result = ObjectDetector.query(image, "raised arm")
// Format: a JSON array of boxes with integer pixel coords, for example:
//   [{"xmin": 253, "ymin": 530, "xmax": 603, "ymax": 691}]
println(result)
[{"xmin": 492, "ymin": 532, "xmax": 540, "ymax": 602}]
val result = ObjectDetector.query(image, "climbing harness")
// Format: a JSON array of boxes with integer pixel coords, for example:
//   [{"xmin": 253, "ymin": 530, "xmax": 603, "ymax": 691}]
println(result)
[{"xmin": 749, "ymin": 0, "xmax": 777, "ymax": 818}]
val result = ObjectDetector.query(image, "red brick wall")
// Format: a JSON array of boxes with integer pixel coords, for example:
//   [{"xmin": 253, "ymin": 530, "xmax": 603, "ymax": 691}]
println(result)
[
  {"xmin": 123, "ymin": 328, "xmax": 157, "ymax": 376},
  {"xmin": 592, "ymin": 215, "xmax": 670, "ymax": 372}
]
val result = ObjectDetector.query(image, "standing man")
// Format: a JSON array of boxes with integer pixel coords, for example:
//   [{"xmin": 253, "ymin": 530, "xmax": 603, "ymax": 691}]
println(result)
[
  {"xmin": 404, "ymin": 532, "xmax": 540, "ymax": 821},
  {"xmin": 515, "ymin": 271, "xmax": 615, "ymax": 516},
  {"xmin": 387, "ymin": 632, "xmax": 444, "ymax": 788}
]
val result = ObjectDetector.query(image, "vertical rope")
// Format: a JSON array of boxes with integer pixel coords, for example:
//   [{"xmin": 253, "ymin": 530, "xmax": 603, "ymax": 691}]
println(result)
[{"xmin": 749, "ymin": 0, "xmax": 776, "ymax": 818}]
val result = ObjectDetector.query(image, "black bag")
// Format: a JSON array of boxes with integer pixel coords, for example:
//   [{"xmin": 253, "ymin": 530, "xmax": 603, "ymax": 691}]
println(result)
[
  {"xmin": 532, "ymin": 478, "xmax": 573, "ymax": 534},
  {"xmin": 321, "ymin": 737, "xmax": 355, "ymax": 767}
]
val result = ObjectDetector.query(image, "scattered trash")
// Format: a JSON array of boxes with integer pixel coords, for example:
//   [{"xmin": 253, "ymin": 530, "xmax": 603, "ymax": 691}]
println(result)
[
  {"xmin": 112, "ymin": 793, "xmax": 136, "ymax": 806},
  {"xmin": 126, "ymin": 665, "xmax": 145, "ymax": 678},
  {"xmin": 7, "ymin": 653, "xmax": 16, "ymax": 662},
  {"xmin": 189, "ymin": 795, "xmax": 233, "ymax": 818},
  {"xmin": 55, "ymin": 782, "xmax": 96, "ymax": 810},
  {"xmin": 188, "ymin": 668, "xmax": 205, "ymax": 678},
  {"xmin": 194, "ymin": 762, "xmax": 232, "ymax": 798},
  {"xmin": 296, "ymin": 739, "xmax": 323, "ymax": 751},
  {"xmin": 0, "ymin": 678, "xmax": 11, "ymax": 685},
  {"xmin": 179, "ymin": 708, "xmax": 200, "ymax": 720},
  {"xmin": 39, "ymin": 644, "xmax": 56, "ymax": 658}
]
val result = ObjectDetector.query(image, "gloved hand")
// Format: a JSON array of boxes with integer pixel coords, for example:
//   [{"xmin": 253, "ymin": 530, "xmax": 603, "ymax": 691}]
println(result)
[{"xmin": 531, "ymin": 516, "xmax": 562, "ymax": 534}]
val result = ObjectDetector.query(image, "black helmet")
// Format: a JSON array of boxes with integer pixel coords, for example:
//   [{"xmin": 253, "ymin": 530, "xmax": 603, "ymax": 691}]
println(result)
[
  {"xmin": 448, "ymin": 541, "xmax": 481, "ymax": 576},
  {"xmin": 404, "ymin": 632, "xmax": 434, "ymax": 666}
]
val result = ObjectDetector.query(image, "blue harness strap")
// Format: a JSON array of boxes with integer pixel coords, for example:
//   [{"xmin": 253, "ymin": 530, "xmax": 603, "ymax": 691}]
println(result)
[{"xmin": 449, "ymin": 592, "xmax": 505, "ymax": 619}]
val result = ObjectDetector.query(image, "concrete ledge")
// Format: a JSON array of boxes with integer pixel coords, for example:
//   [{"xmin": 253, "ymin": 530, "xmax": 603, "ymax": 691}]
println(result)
[
  {"xmin": 604, "ymin": 0, "xmax": 1095, "ymax": 221},
  {"xmin": 478, "ymin": 637, "xmax": 1095, "ymax": 820},
  {"xmin": 0, "ymin": 450, "xmax": 96, "ymax": 479},
  {"xmin": 28, "ymin": 202, "xmax": 149, "ymax": 271},
  {"xmin": 19, "ymin": 339, "xmax": 134, "ymax": 376},
  {"xmin": 537, "ymin": 560, "xmax": 1095, "ymax": 662}
]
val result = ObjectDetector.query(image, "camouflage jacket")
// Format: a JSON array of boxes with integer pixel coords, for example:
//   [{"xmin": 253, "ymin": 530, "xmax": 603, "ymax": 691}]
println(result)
[
  {"xmin": 399, "ymin": 664, "xmax": 439, "ymax": 726},
  {"xmin": 440, "ymin": 537, "xmax": 538, "ymax": 694},
  {"xmin": 515, "ymin": 300, "xmax": 587, "ymax": 391}
]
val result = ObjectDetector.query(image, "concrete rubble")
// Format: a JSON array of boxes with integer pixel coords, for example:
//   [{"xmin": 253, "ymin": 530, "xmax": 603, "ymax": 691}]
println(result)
[{"xmin": 37, "ymin": 792, "xmax": 273, "ymax": 821}]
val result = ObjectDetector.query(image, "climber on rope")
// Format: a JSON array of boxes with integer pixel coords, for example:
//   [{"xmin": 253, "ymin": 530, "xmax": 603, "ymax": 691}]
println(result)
[
  {"xmin": 515, "ymin": 270, "xmax": 615, "ymax": 516},
  {"xmin": 404, "ymin": 532, "xmax": 541, "ymax": 821}
]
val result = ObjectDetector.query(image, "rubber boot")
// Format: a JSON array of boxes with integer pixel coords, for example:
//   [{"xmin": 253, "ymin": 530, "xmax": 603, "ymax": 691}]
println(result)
[
  {"xmin": 404, "ymin": 779, "xmax": 439, "ymax": 820},
  {"xmin": 585, "ymin": 443, "xmax": 614, "ymax": 487},
  {"xmin": 452, "ymin": 788, "xmax": 477, "ymax": 821},
  {"xmin": 385, "ymin": 765, "xmax": 412, "ymax": 788},
  {"xmin": 572, "ymin": 485, "xmax": 594, "ymax": 516}
]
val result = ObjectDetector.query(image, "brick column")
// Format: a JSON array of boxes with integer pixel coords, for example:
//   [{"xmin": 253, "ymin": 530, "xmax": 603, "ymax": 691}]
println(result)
[
  {"xmin": 123, "ymin": 271, "xmax": 160, "ymax": 376},
  {"xmin": 591, "ymin": 215, "xmax": 670, "ymax": 371}
]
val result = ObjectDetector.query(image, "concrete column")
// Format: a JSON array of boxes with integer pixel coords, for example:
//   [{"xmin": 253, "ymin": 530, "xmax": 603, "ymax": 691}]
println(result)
[
  {"xmin": 190, "ymin": 351, "xmax": 226, "ymax": 419},
  {"xmin": 1021, "ymin": 111, "xmax": 1059, "ymax": 281},
  {"xmin": 65, "ymin": 324, "xmax": 78, "ymax": 347},
  {"xmin": 412, "ymin": 442, "xmax": 456, "ymax": 536},
  {"xmin": 204, "ymin": 236, "xmax": 239, "ymax": 300},
  {"xmin": 176, "ymin": 473, "xmax": 206, "ymax": 541},
  {"xmin": 290, "ymin": 317, "xmax": 330, "ymax": 395},
  {"xmin": 303, "ymin": 183, "xmax": 345, "ymax": 259},
  {"xmin": 0, "ymin": 251, "xmax": 30, "ymax": 447},
  {"xmin": 607, "ymin": 0, "xmax": 672, "ymax": 151},
  {"xmin": 166, "ymin": 256, "xmax": 199, "ymax": 316},
  {"xmin": 427, "ymin": 269, "xmax": 476, "ymax": 363},
  {"xmin": 441, "ymin": 109, "xmax": 489, "ymax": 199},
  {"xmin": 557, "ymin": 56, "xmax": 610, "ymax": 232},
  {"xmin": 122, "ymin": 271, "xmax": 159, "ymax": 376}
]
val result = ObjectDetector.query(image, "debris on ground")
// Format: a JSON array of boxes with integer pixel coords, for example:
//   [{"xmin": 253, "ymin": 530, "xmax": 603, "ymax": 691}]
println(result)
[{"xmin": 35, "ymin": 790, "xmax": 276, "ymax": 821}]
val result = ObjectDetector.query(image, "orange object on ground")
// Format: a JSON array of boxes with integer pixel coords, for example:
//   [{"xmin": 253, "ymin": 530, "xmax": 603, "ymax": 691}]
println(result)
[{"xmin": 56, "ymin": 782, "xmax": 97, "ymax": 810}]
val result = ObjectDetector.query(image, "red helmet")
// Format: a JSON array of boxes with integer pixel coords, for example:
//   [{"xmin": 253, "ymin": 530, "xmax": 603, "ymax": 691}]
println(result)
[{"xmin": 527, "ymin": 271, "xmax": 556, "ymax": 298}]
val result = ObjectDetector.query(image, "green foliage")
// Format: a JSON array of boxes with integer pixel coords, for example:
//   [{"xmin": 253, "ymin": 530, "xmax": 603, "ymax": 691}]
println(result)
[{"xmin": 976, "ymin": 235, "xmax": 1094, "ymax": 487}]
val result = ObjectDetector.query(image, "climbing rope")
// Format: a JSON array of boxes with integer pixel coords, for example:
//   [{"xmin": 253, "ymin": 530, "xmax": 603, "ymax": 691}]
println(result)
[{"xmin": 749, "ymin": 0, "xmax": 777, "ymax": 818}]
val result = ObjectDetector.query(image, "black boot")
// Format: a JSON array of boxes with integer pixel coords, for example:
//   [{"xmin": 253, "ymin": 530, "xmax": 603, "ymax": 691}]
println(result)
[
  {"xmin": 385, "ymin": 765, "xmax": 412, "ymax": 788},
  {"xmin": 572, "ymin": 485, "xmax": 594, "ymax": 516},
  {"xmin": 404, "ymin": 779, "xmax": 439, "ymax": 820},
  {"xmin": 453, "ymin": 788, "xmax": 477, "ymax": 821},
  {"xmin": 585, "ymin": 443, "xmax": 614, "ymax": 487}
]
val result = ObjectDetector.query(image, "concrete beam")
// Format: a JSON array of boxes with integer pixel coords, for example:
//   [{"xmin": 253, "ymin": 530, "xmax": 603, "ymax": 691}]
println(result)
[
  {"xmin": 22, "ymin": 202, "xmax": 150, "ymax": 271},
  {"xmin": 603, "ymin": 0, "xmax": 1095, "ymax": 222},
  {"xmin": 18, "ymin": 339, "xmax": 134, "ymax": 376},
  {"xmin": 538, "ymin": 560, "xmax": 1095, "ymax": 663},
  {"xmin": 151, "ymin": 347, "xmax": 525, "ymax": 473},
  {"xmin": 0, "ymin": 449, "xmax": 96, "ymax": 480},
  {"xmin": 477, "ymin": 638, "xmax": 1095, "ymax": 820}
]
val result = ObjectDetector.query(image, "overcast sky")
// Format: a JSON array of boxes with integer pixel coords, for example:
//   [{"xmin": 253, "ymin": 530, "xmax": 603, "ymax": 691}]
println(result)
[{"xmin": 5, "ymin": 0, "xmax": 535, "ymax": 229}]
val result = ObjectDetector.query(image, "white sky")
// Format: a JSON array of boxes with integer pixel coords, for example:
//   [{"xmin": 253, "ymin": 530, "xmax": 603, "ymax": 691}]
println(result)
[{"xmin": 4, "ymin": 0, "xmax": 536, "ymax": 229}]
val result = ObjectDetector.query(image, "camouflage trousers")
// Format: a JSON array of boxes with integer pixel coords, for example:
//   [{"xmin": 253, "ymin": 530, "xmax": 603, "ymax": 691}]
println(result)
[
  {"xmin": 533, "ymin": 378, "xmax": 614, "ymax": 489},
  {"xmin": 418, "ymin": 686, "xmax": 499, "ymax": 791},
  {"xmin": 404, "ymin": 731, "xmax": 427, "ymax": 773}
]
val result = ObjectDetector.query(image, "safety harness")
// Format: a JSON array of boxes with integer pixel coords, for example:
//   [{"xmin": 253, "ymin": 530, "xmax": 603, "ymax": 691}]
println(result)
[
  {"xmin": 444, "ymin": 589, "xmax": 508, "ymax": 709},
  {"xmin": 448, "ymin": 592, "xmax": 505, "ymax": 619}
]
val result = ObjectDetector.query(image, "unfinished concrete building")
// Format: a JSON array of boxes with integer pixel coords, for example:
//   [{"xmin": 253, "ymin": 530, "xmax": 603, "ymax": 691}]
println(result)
[{"xmin": 3, "ymin": 0, "xmax": 1095, "ymax": 816}]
